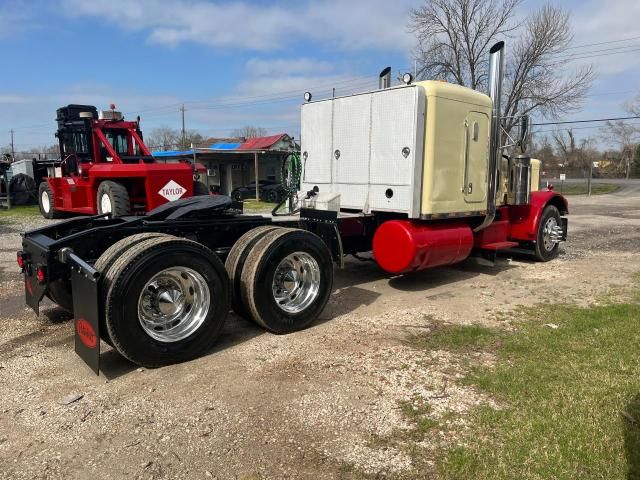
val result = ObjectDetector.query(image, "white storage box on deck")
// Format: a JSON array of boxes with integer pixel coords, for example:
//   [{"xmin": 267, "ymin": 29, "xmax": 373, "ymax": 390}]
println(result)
[{"xmin": 301, "ymin": 192, "xmax": 341, "ymax": 211}]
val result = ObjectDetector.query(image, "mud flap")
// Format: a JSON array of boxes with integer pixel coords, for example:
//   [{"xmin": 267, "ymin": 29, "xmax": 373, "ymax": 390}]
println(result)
[
  {"xmin": 71, "ymin": 265, "xmax": 101, "ymax": 375},
  {"xmin": 24, "ymin": 269, "xmax": 46, "ymax": 316}
]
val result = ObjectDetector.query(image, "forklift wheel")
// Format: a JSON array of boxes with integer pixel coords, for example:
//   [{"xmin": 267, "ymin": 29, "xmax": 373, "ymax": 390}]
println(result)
[
  {"xmin": 224, "ymin": 225, "xmax": 284, "ymax": 318},
  {"xmin": 38, "ymin": 182, "xmax": 63, "ymax": 219},
  {"xmin": 104, "ymin": 237, "xmax": 230, "ymax": 367},
  {"xmin": 240, "ymin": 229, "xmax": 333, "ymax": 334},
  {"xmin": 97, "ymin": 181, "xmax": 130, "ymax": 217},
  {"xmin": 194, "ymin": 181, "xmax": 209, "ymax": 196},
  {"xmin": 95, "ymin": 232, "xmax": 176, "ymax": 345},
  {"xmin": 232, "ymin": 191, "xmax": 243, "ymax": 202}
]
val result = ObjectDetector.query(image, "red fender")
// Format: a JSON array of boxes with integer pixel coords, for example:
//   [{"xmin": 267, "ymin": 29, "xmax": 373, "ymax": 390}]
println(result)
[{"xmin": 509, "ymin": 189, "xmax": 568, "ymax": 242}]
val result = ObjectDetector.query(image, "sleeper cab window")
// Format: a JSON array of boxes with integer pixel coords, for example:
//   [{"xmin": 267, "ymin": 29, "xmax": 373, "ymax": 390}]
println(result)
[{"xmin": 473, "ymin": 122, "xmax": 479, "ymax": 142}]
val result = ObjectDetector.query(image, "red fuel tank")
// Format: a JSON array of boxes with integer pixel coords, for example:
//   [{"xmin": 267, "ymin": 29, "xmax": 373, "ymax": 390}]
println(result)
[{"xmin": 372, "ymin": 220, "xmax": 474, "ymax": 274}]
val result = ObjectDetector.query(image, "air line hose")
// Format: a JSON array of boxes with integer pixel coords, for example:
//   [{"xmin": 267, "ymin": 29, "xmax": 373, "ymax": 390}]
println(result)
[{"xmin": 272, "ymin": 152, "xmax": 303, "ymax": 216}]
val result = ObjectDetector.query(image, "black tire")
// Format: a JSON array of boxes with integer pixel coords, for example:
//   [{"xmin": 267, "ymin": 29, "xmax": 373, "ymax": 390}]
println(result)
[
  {"xmin": 38, "ymin": 182, "xmax": 63, "ymax": 219},
  {"xmin": 194, "ymin": 181, "xmax": 209, "ymax": 196},
  {"xmin": 46, "ymin": 279, "xmax": 73, "ymax": 312},
  {"xmin": 97, "ymin": 181, "xmax": 130, "ymax": 217},
  {"xmin": 10, "ymin": 173, "xmax": 37, "ymax": 205},
  {"xmin": 266, "ymin": 190, "xmax": 279, "ymax": 203},
  {"xmin": 94, "ymin": 233, "xmax": 175, "ymax": 345},
  {"xmin": 240, "ymin": 229, "xmax": 333, "ymax": 334},
  {"xmin": 232, "ymin": 190, "xmax": 243, "ymax": 201},
  {"xmin": 104, "ymin": 237, "xmax": 231, "ymax": 367},
  {"xmin": 224, "ymin": 226, "xmax": 283, "ymax": 317},
  {"xmin": 534, "ymin": 205, "xmax": 562, "ymax": 262}
]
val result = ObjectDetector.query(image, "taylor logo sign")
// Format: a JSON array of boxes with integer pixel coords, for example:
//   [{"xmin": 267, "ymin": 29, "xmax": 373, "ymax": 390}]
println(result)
[{"xmin": 159, "ymin": 180, "xmax": 187, "ymax": 202}]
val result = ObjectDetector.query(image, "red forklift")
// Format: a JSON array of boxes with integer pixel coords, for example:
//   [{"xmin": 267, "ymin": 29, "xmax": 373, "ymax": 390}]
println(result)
[{"xmin": 38, "ymin": 104, "xmax": 207, "ymax": 219}]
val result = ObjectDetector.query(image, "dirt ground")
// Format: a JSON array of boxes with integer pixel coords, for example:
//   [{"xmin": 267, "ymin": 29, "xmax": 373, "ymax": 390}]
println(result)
[{"xmin": 1, "ymin": 183, "xmax": 639, "ymax": 480}]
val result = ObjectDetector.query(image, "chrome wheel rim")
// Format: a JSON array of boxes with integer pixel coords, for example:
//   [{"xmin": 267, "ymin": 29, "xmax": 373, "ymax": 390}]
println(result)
[
  {"xmin": 137, "ymin": 267, "xmax": 210, "ymax": 343},
  {"xmin": 272, "ymin": 252, "xmax": 321, "ymax": 314},
  {"xmin": 41, "ymin": 191, "xmax": 50, "ymax": 213},
  {"xmin": 543, "ymin": 217, "xmax": 558, "ymax": 252},
  {"xmin": 100, "ymin": 193, "xmax": 112, "ymax": 214}
]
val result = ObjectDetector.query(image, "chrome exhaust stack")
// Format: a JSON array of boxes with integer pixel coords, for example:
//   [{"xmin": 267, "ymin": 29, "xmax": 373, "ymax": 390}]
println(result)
[
  {"xmin": 379, "ymin": 67, "xmax": 392, "ymax": 89},
  {"xmin": 475, "ymin": 41, "xmax": 504, "ymax": 232}
]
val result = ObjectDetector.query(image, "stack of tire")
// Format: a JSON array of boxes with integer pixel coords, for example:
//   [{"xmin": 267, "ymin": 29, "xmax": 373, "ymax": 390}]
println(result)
[{"xmin": 5, "ymin": 173, "xmax": 37, "ymax": 205}]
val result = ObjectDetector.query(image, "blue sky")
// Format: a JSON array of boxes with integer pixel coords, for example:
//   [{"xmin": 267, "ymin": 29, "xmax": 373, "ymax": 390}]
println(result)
[{"xmin": 1, "ymin": 0, "xmax": 639, "ymax": 151}]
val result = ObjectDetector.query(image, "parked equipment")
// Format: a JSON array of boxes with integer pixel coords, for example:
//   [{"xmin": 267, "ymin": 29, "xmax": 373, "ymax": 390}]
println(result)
[
  {"xmin": 19, "ymin": 42, "xmax": 567, "ymax": 374},
  {"xmin": 36, "ymin": 104, "xmax": 207, "ymax": 219}
]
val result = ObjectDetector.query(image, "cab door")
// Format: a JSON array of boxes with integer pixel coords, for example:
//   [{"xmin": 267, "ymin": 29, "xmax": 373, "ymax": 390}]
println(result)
[{"xmin": 463, "ymin": 111, "xmax": 489, "ymax": 204}]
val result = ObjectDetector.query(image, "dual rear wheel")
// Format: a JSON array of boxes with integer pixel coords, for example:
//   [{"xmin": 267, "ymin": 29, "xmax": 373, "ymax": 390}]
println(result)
[
  {"xmin": 94, "ymin": 227, "xmax": 332, "ymax": 367},
  {"xmin": 226, "ymin": 227, "xmax": 333, "ymax": 333}
]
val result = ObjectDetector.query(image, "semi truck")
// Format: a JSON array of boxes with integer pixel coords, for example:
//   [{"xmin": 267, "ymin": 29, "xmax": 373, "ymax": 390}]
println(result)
[
  {"xmin": 18, "ymin": 42, "xmax": 567, "ymax": 374},
  {"xmin": 36, "ymin": 104, "xmax": 208, "ymax": 219}
]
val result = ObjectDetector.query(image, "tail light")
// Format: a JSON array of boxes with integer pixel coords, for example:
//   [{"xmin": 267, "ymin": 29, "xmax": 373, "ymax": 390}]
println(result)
[
  {"xmin": 36, "ymin": 266, "xmax": 46, "ymax": 283},
  {"xmin": 17, "ymin": 252, "xmax": 25, "ymax": 269}
]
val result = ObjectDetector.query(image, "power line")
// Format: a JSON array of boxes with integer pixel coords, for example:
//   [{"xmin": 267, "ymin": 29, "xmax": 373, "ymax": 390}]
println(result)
[
  {"xmin": 533, "ymin": 122, "xmax": 640, "ymax": 134},
  {"xmin": 555, "ymin": 44, "xmax": 640, "ymax": 61},
  {"xmin": 557, "ymin": 46, "xmax": 640, "ymax": 63},
  {"xmin": 532, "ymin": 116, "xmax": 640, "ymax": 126},
  {"xmin": 125, "ymin": 75, "xmax": 377, "ymax": 117},
  {"xmin": 564, "ymin": 34, "xmax": 640, "ymax": 51}
]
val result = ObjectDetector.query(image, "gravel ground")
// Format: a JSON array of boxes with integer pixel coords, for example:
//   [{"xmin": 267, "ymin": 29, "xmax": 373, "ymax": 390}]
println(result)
[{"xmin": 1, "ymin": 183, "xmax": 639, "ymax": 480}]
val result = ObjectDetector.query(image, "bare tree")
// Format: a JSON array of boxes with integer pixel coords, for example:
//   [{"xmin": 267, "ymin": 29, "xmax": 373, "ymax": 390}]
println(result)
[
  {"xmin": 230, "ymin": 126, "xmax": 268, "ymax": 139},
  {"xmin": 38, "ymin": 144, "xmax": 59, "ymax": 155},
  {"xmin": 601, "ymin": 97, "xmax": 640, "ymax": 178},
  {"xmin": 552, "ymin": 129, "xmax": 597, "ymax": 194},
  {"xmin": 409, "ymin": 1, "xmax": 595, "ymax": 134},
  {"xmin": 146, "ymin": 126, "xmax": 180, "ymax": 151},
  {"xmin": 602, "ymin": 121, "xmax": 638, "ymax": 179},
  {"xmin": 529, "ymin": 134, "xmax": 557, "ymax": 172},
  {"xmin": 178, "ymin": 131, "xmax": 204, "ymax": 150},
  {"xmin": 624, "ymin": 95, "xmax": 640, "ymax": 117}
]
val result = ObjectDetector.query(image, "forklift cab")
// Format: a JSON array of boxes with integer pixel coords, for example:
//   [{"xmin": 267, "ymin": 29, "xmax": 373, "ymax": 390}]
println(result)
[{"xmin": 56, "ymin": 104, "xmax": 154, "ymax": 169}]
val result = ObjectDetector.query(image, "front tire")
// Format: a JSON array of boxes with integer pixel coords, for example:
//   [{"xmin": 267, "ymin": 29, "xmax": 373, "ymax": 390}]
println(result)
[
  {"xmin": 97, "ymin": 181, "xmax": 130, "ymax": 217},
  {"xmin": 38, "ymin": 182, "xmax": 62, "ymax": 219},
  {"xmin": 104, "ymin": 237, "xmax": 230, "ymax": 367},
  {"xmin": 240, "ymin": 229, "xmax": 333, "ymax": 334},
  {"xmin": 534, "ymin": 205, "xmax": 562, "ymax": 262}
]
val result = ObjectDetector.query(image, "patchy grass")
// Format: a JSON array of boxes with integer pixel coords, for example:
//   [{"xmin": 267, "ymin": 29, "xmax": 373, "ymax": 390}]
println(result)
[
  {"xmin": 241, "ymin": 198, "xmax": 277, "ymax": 211},
  {"xmin": 425, "ymin": 295, "xmax": 640, "ymax": 479},
  {"xmin": 410, "ymin": 323, "xmax": 500, "ymax": 353},
  {"xmin": 557, "ymin": 183, "xmax": 619, "ymax": 195},
  {"xmin": 0, "ymin": 205, "xmax": 41, "ymax": 220},
  {"xmin": 398, "ymin": 399, "xmax": 439, "ymax": 441}
]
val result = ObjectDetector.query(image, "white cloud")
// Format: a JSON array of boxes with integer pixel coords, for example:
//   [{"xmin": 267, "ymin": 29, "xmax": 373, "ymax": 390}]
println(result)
[
  {"xmin": 0, "ymin": 94, "xmax": 36, "ymax": 104},
  {"xmin": 60, "ymin": 0, "xmax": 415, "ymax": 52},
  {"xmin": 246, "ymin": 58, "xmax": 334, "ymax": 77},
  {"xmin": 0, "ymin": 0, "xmax": 43, "ymax": 37}
]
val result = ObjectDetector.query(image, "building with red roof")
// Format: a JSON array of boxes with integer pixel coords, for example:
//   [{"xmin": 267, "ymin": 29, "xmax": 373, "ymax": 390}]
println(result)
[{"xmin": 153, "ymin": 133, "xmax": 299, "ymax": 197}]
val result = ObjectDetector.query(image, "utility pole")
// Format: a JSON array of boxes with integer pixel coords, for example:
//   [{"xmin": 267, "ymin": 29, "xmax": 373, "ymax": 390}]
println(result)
[
  {"xmin": 10, "ymin": 129, "xmax": 15, "ymax": 161},
  {"xmin": 180, "ymin": 104, "xmax": 186, "ymax": 149}
]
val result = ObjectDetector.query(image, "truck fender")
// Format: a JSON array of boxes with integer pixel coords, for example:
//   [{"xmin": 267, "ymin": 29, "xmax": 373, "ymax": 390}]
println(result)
[{"xmin": 509, "ymin": 190, "xmax": 568, "ymax": 242}]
